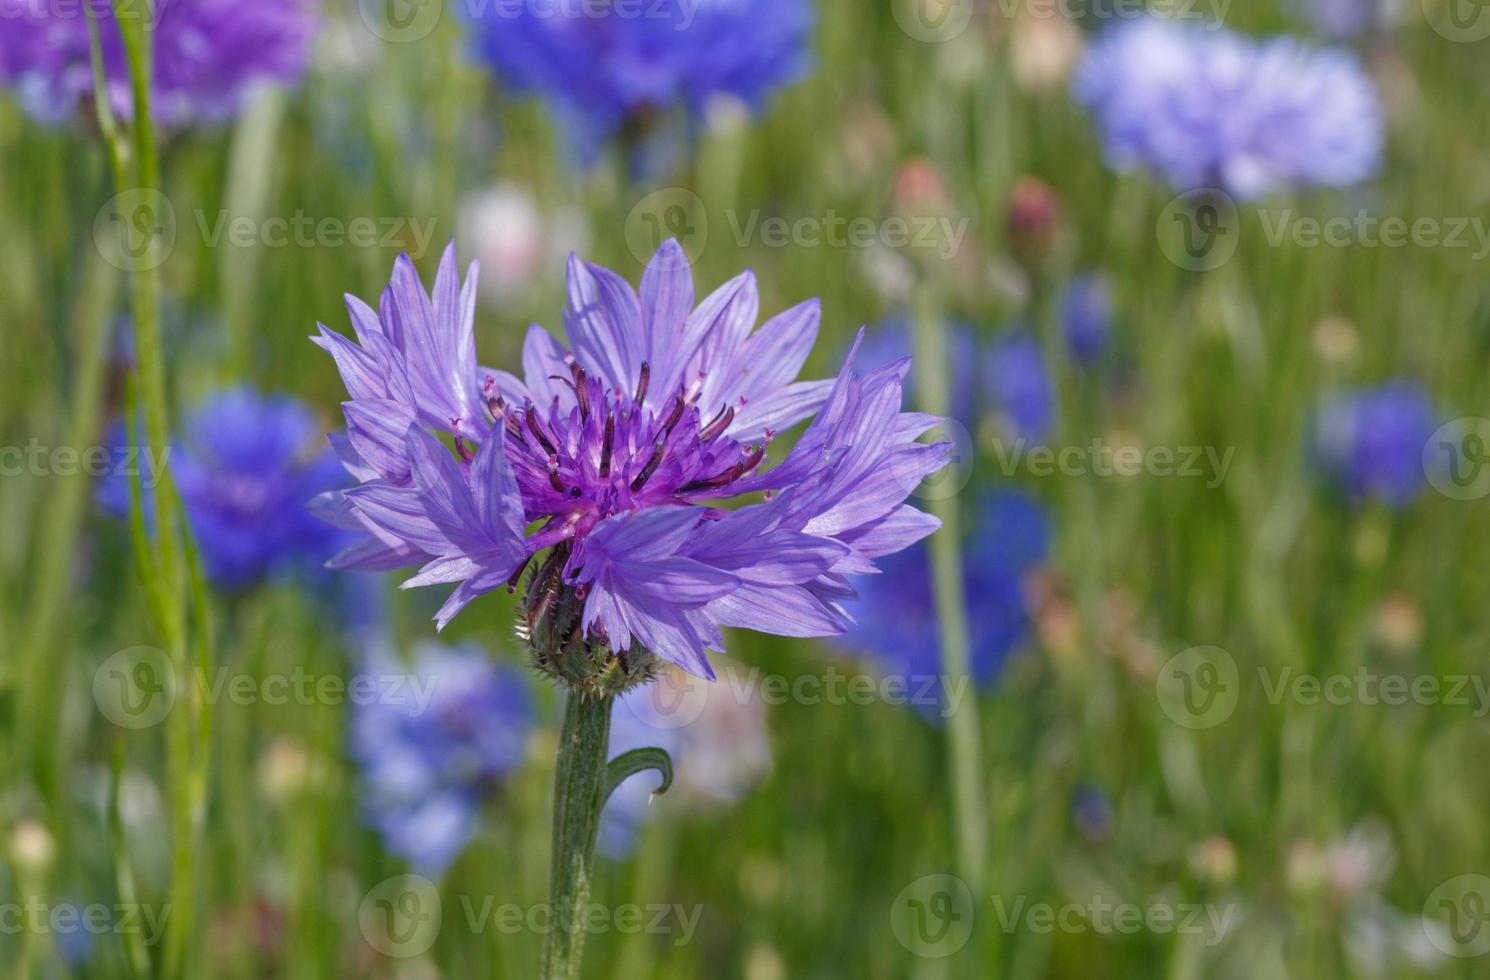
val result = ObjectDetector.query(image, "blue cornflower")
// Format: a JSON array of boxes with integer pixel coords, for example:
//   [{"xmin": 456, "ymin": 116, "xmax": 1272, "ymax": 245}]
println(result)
[
  {"xmin": 464, "ymin": 0, "xmax": 812, "ymax": 160},
  {"xmin": 351, "ymin": 642, "xmax": 534, "ymax": 875},
  {"xmin": 858, "ymin": 319, "xmax": 1056, "ymax": 439},
  {"xmin": 313, "ymin": 240, "xmax": 949, "ymax": 681},
  {"xmin": 836, "ymin": 489, "xmax": 1050, "ymax": 706},
  {"xmin": 1073, "ymin": 18, "xmax": 1382, "ymax": 199},
  {"xmin": 99, "ymin": 388, "xmax": 352, "ymax": 590},
  {"xmin": 1059, "ymin": 274, "xmax": 1113, "ymax": 366},
  {"xmin": 0, "ymin": 0, "xmax": 320, "ymax": 127},
  {"xmin": 1313, "ymin": 381, "xmax": 1437, "ymax": 507},
  {"xmin": 987, "ymin": 333, "xmax": 1055, "ymax": 441}
]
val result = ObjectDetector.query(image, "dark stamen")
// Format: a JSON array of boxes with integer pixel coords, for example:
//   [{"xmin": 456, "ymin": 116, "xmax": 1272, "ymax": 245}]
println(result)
[
  {"xmin": 630, "ymin": 439, "xmax": 666, "ymax": 492},
  {"xmin": 599, "ymin": 415, "xmax": 615, "ymax": 478},
  {"xmin": 634, "ymin": 360, "xmax": 651, "ymax": 405},
  {"xmin": 660, "ymin": 394, "xmax": 687, "ymax": 436},
  {"xmin": 700, "ymin": 405, "xmax": 735, "ymax": 442},
  {"xmin": 525, "ymin": 403, "xmax": 558, "ymax": 456},
  {"xmin": 678, "ymin": 445, "xmax": 766, "ymax": 493},
  {"xmin": 547, "ymin": 454, "xmax": 566, "ymax": 494}
]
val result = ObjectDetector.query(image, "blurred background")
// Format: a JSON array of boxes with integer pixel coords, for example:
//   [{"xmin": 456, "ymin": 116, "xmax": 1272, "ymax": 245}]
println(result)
[{"xmin": 2, "ymin": 0, "xmax": 1489, "ymax": 976}]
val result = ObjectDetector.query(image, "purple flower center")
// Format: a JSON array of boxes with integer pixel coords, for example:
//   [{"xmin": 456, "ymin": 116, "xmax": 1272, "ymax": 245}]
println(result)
[{"xmin": 479, "ymin": 356, "xmax": 772, "ymax": 546}]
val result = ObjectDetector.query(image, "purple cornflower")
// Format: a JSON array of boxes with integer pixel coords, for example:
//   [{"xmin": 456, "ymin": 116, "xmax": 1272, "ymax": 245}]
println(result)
[
  {"xmin": 855, "ymin": 318, "xmax": 979, "ymax": 424},
  {"xmin": 465, "ymin": 0, "xmax": 812, "ymax": 161},
  {"xmin": 835, "ymin": 489, "xmax": 1050, "ymax": 709},
  {"xmin": 1313, "ymin": 381, "xmax": 1437, "ymax": 507},
  {"xmin": 351, "ymin": 642, "xmax": 533, "ymax": 875},
  {"xmin": 1072, "ymin": 18, "xmax": 1382, "ymax": 200},
  {"xmin": 313, "ymin": 240, "xmax": 948, "ymax": 684},
  {"xmin": 1059, "ymin": 274, "xmax": 1113, "ymax": 366},
  {"xmin": 99, "ymin": 387, "xmax": 351, "ymax": 590},
  {"xmin": 0, "ymin": 0, "xmax": 320, "ymax": 127},
  {"xmin": 986, "ymin": 333, "xmax": 1055, "ymax": 440}
]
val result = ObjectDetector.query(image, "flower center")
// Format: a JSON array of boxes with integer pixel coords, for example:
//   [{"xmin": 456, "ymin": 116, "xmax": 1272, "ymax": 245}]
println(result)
[{"xmin": 482, "ymin": 356, "xmax": 771, "ymax": 541}]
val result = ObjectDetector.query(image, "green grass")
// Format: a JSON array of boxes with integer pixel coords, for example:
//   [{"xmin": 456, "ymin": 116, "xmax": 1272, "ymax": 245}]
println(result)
[{"xmin": 1, "ymin": 2, "xmax": 1489, "ymax": 977}]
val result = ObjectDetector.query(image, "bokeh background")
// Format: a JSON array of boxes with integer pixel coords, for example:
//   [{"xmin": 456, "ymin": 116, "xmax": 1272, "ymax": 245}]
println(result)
[{"xmin": 2, "ymin": 0, "xmax": 1490, "ymax": 976}]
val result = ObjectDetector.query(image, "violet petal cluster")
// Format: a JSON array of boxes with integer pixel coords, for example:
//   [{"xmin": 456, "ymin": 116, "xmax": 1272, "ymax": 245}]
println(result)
[
  {"xmin": 465, "ymin": 0, "xmax": 812, "ymax": 159},
  {"xmin": 1313, "ymin": 380, "xmax": 1437, "ymax": 507},
  {"xmin": 1072, "ymin": 18, "xmax": 1382, "ymax": 199},
  {"xmin": 313, "ymin": 240, "xmax": 949, "ymax": 680},
  {"xmin": 99, "ymin": 387, "xmax": 352, "ymax": 590},
  {"xmin": 836, "ymin": 489, "xmax": 1050, "ymax": 711},
  {"xmin": 0, "ymin": 0, "xmax": 320, "ymax": 127},
  {"xmin": 351, "ymin": 642, "xmax": 533, "ymax": 875}
]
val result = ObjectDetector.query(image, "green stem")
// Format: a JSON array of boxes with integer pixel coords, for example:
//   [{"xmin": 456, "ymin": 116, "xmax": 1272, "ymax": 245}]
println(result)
[
  {"xmin": 911, "ymin": 283, "xmax": 987, "ymax": 895},
  {"xmin": 542, "ymin": 693, "xmax": 614, "ymax": 980}
]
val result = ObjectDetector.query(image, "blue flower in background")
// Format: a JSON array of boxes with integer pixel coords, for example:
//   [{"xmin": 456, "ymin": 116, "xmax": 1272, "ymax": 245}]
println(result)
[
  {"xmin": 99, "ymin": 388, "xmax": 353, "ymax": 590},
  {"xmin": 1073, "ymin": 18, "xmax": 1382, "ymax": 199},
  {"xmin": 351, "ymin": 642, "xmax": 533, "ymax": 876},
  {"xmin": 835, "ymin": 490, "xmax": 1051, "ymax": 710},
  {"xmin": 1296, "ymin": 0, "xmax": 1386, "ymax": 38},
  {"xmin": 465, "ymin": 0, "xmax": 812, "ymax": 161},
  {"xmin": 1314, "ymin": 381, "xmax": 1437, "ymax": 507},
  {"xmin": 1059, "ymin": 274, "xmax": 1113, "ymax": 366},
  {"xmin": 987, "ymin": 333, "xmax": 1055, "ymax": 440},
  {"xmin": 859, "ymin": 319, "xmax": 1055, "ymax": 438},
  {"xmin": 0, "ymin": 0, "xmax": 320, "ymax": 127}
]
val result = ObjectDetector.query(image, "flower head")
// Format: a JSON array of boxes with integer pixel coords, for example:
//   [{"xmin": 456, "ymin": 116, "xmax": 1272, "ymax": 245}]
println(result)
[
  {"xmin": 835, "ymin": 489, "xmax": 1050, "ymax": 710},
  {"xmin": 986, "ymin": 333, "xmax": 1055, "ymax": 441},
  {"xmin": 1313, "ymin": 380, "xmax": 1436, "ymax": 507},
  {"xmin": 1072, "ymin": 19, "xmax": 1382, "ymax": 199},
  {"xmin": 314, "ymin": 240, "xmax": 948, "ymax": 687},
  {"xmin": 100, "ymin": 387, "xmax": 351, "ymax": 590},
  {"xmin": 1059, "ymin": 274, "xmax": 1113, "ymax": 366},
  {"xmin": 465, "ymin": 0, "xmax": 812, "ymax": 160},
  {"xmin": 351, "ymin": 642, "xmax": 533, "ymax": 875},
  {"xmin": 0, "ymin": 0, "xmax": 320, "ymax": 127}
]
